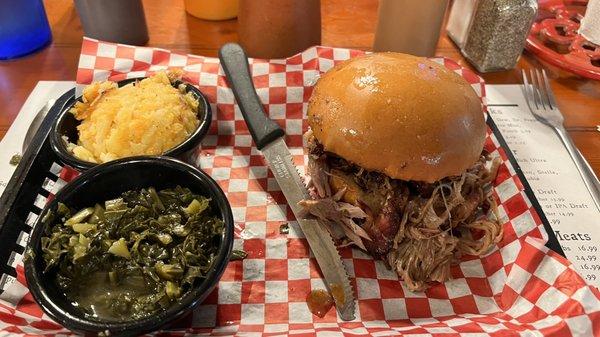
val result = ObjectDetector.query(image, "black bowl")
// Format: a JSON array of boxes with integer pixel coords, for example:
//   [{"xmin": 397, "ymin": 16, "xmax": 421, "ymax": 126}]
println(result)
[
  {"xmin": 50, "ymin": 78, "xmax": 212, "ymax": 170},
  {"xmin": 24, "ymin": 156, "xmax": 233, "ymax": 336}
]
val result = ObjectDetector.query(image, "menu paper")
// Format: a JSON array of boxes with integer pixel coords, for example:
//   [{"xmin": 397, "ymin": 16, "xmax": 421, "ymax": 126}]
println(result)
[
  {"xmin": 487, "ymin": 84, "xmax": 600, "ymax": 287},
  {"xmin": 0, "ymin": 81, "xmax": 75, "ymax": 197}
]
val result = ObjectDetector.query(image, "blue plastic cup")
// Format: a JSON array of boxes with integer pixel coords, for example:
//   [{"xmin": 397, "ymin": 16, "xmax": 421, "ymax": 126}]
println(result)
[{"xmin": 0, "ymin": 0, "xmax": 52, "ymax": 60}]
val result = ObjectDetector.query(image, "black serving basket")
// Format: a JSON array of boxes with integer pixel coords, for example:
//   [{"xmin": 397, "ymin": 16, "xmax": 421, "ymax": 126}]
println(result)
[
  {"xmin": 0, "ymin": 89, "xmax": 77, "ymax": 292},
  {"xmin": 0, "ymin": 87, "xmax": 566, "ymax": 333}
]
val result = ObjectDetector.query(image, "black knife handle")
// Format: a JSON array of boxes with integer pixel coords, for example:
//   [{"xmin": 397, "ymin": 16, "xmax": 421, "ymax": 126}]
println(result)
[{"xmin": 219, "ymin": 43, "xmax": 285, "ymax": 149}]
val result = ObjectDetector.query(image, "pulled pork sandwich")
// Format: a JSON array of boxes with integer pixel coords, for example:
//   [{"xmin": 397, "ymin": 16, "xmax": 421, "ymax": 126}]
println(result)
[{"xmin": 300, "ymin": 53, "xmax": 503, "ymax": 291}]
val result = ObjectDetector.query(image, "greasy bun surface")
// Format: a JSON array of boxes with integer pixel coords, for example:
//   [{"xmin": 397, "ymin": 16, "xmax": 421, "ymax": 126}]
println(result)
[{"xmin": 307, "ymin": 52, "xmax": 486, "ymax": 183}]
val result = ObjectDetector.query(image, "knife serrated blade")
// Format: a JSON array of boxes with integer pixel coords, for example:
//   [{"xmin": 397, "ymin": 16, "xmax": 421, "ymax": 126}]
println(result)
[
  {"xmin": 262, "ymin": 139, "xmax": 356, "ymax": 321},
  {"xmin": 218, "ymin": 43, "xmax": 356, "ymax": 321}
]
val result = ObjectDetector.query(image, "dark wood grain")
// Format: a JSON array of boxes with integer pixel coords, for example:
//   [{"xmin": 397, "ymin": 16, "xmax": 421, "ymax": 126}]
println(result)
[{"xmin": 0, "ymin": 0, "xmax": 598, "ymax": 174}]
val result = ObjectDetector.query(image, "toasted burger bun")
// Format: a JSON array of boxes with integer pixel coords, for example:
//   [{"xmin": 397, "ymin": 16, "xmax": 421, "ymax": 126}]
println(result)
[{"xmin": 307, "ymin": 52, "xmax": 486, "ymax": 183}]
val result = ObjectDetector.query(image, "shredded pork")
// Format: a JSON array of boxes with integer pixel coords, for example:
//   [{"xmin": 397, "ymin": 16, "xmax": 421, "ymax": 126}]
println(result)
[{"xmin": 302, "ymin": 130, "xmax": 503, "ymax": 291}]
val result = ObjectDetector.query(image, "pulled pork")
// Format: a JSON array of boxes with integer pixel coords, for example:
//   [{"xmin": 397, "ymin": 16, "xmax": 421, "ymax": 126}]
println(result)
[{"xmin": 301, "ymin": 130, "xmax": 503, "ymax": 291}]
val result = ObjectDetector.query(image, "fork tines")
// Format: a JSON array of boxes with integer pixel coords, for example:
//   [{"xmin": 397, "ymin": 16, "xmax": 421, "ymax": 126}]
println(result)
[{"xmin": 521, "ymin": 68, "xmax": 557, "ymax": 111}]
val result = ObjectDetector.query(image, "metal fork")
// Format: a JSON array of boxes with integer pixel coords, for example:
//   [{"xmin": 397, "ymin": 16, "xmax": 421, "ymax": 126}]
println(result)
[{"xmin": 522, "ymin": 68, "xmax": 600, "ymax": 213}]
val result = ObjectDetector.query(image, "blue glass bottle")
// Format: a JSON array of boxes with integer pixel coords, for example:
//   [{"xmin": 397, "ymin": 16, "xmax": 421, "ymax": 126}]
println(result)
[{"xmin": 0, "ymin": 0, "xmax": 52, "ymax": 60}]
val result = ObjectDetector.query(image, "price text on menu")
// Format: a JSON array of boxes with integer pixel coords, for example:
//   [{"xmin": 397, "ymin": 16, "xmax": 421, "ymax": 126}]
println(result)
[{"xmin": 487, "ymin": 87, "xmax": 600, "ymax": 287}]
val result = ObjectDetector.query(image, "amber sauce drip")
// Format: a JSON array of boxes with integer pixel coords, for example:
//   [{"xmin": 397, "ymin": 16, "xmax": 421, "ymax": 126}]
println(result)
[
  {"xmin": 306, "ymin": 289, "xmax": 334, "ymax": 318},
  {"xmin": 329, "ymin": 283, "xmax": 346, "ymax": 308}
]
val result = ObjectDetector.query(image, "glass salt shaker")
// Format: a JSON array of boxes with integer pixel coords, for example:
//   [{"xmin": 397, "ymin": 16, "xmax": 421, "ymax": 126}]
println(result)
[{"xmin": 462, "ymin": 0, "xmax": 537, "ymax": 72}]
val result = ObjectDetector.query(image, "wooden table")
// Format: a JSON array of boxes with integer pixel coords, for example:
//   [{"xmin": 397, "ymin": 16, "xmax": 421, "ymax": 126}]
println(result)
[{"xmin": 1, "ymin": 0, "xmax": 599, "ymax": 174}]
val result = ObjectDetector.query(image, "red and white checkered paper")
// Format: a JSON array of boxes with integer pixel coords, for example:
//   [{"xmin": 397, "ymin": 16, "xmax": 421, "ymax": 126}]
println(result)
[{"xmin": 1, "ymin": 37, "xmax": 600, "ymax": 336}]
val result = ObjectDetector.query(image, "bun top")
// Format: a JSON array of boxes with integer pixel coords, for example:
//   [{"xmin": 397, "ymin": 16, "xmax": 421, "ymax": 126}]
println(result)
[{"xmin": 307, "ymin": 52, "xmax": 486, "ymax": 183}]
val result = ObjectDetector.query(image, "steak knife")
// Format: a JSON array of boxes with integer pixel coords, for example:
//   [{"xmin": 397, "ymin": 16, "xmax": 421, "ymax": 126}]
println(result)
[
  {"xmin": 219, "ymin": 43, "xmax": 356, "ymax": 321},
  {"xmin": 22, "ymin": 99, "xmax": 56, "ymax": 153}
]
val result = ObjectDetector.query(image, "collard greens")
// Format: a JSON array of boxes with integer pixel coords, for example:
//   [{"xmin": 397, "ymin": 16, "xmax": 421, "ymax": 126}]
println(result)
[{"xmin": 41, "ymin": 186, "xmax": 224, "ymax": 321}]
